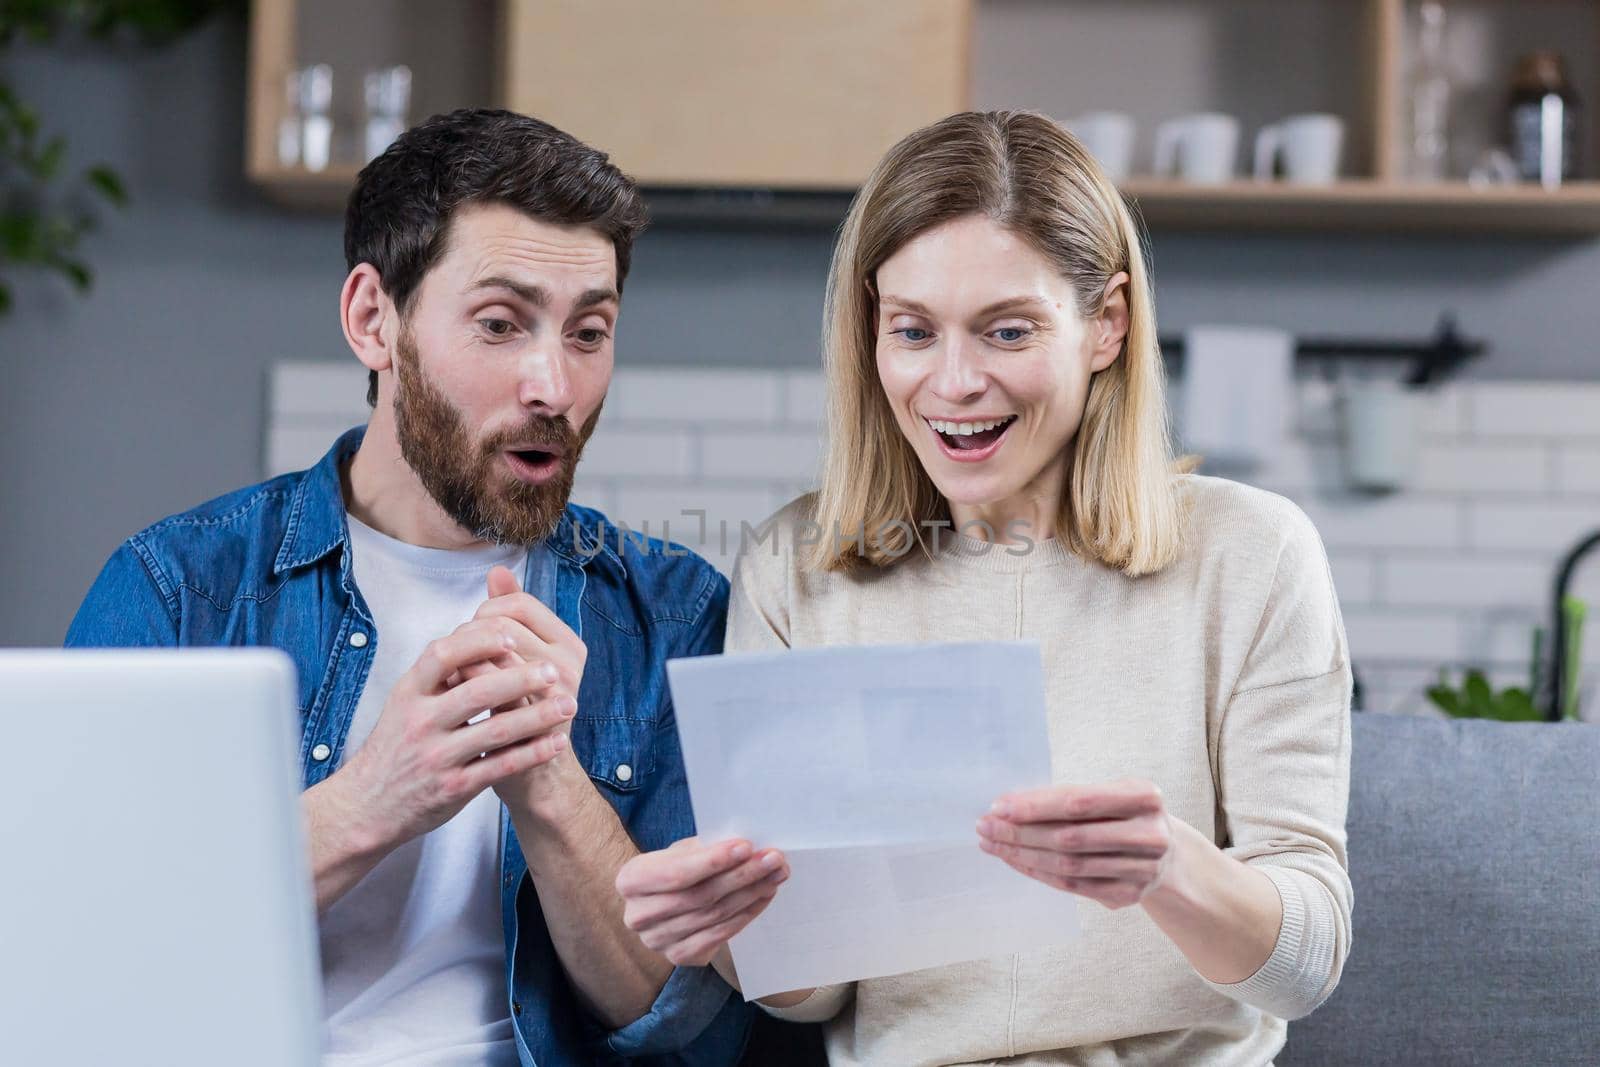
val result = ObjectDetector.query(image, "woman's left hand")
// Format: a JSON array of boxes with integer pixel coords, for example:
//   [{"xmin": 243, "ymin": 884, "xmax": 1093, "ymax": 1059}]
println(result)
[{"xmin": 977, "ymin": 778, "xmax": 1178, "ymax": 910}]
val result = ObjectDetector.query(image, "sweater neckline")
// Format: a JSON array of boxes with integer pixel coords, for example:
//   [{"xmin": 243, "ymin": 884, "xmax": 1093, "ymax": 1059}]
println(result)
[{"xmin": 939, "ymin": 529, "xmax": 1078, "ymax": 573}]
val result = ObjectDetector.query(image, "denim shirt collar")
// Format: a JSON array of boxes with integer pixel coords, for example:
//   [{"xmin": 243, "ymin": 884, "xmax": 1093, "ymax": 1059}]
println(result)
[{"xmin": 271, "ymin": 424, "xmax": 627, "ymax": 580}]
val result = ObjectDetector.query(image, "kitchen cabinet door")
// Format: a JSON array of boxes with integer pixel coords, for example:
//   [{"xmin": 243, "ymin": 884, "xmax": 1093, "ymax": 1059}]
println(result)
[{"xmin": 501, "ymin": 0, "xmax": 971, "ymax": 188}]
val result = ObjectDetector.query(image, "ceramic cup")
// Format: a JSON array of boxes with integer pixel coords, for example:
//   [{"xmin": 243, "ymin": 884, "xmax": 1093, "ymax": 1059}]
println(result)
[
  {"xmin": 1254, "ymin": 113, "xmax": 1345, "ymax": 184},
  {"xmin": 1065, "ymin": 111, "xmax": 1136, "ymax": 182},
  {"xmin": 1152, "ymin": 112, "xmax": 1240, "ymax": 183}
]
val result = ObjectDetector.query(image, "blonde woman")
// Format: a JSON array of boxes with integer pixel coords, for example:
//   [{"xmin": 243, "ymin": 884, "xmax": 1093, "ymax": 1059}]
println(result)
[{"xmin": 616, "ymin": 110, "xmax": 1351, "ymax": 1066}]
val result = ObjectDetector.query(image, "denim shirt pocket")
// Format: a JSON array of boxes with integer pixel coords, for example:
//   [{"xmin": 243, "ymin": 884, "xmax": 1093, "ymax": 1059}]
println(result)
[{"xmin": 571, "ymin": 714, "xmax": 657, "ymax": 793}]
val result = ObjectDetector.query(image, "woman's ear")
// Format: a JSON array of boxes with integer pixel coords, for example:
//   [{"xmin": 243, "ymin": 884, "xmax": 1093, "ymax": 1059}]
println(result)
[
  {"xmin": 1089, "ymin": 270, "xmax": 1131, "ymax": 373},
  {"xmin": 341, "ymin": 263, "xmax": 396, "ymax": 375}
]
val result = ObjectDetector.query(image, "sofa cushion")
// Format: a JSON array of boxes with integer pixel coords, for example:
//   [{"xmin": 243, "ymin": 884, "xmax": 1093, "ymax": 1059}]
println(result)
[{"xmin": 1281, "ymin": 713, "xmax": 1600, "ymax": 1066}]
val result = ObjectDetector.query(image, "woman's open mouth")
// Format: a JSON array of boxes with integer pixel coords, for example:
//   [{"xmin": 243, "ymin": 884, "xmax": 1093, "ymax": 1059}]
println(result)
[
  {"xmin": 925, "ymin": 415, "xmax": 1017, "ymax": 463},
  {"xmin": 503, "ymin": 448, "xmax": 564, "ymax": 485}
]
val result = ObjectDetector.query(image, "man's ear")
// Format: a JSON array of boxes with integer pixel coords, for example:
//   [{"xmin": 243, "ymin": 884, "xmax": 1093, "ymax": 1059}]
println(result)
[
  {"xmin": 341, "ymin": 263, "xmax": 396, "ymax": 375},
  {"xmin": 1088, "ymin": 270, "xmax": 1131, "ymax": 373}
]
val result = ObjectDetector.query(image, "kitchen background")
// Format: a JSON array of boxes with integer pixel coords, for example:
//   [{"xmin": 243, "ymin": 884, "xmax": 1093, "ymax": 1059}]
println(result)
[{"xmin": 3, "ymin": 1, "xmax": 1598, "ymax": 720}]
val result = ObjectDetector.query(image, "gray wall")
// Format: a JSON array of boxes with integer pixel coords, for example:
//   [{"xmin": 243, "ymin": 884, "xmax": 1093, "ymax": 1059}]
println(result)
[{"xmin": 4, "ymin": 16, "xmax": 1598, "ymax": 646}]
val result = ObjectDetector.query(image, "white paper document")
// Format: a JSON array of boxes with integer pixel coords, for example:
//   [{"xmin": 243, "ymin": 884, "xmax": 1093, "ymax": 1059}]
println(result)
[{"xmin": 666, "ymin": 641, "xmax": 1080, "ymax": 1000}]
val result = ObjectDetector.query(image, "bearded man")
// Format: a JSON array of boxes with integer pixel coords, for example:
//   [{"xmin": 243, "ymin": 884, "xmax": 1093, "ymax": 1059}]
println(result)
[{"xmin": 65, "ymin": 109, "xmax": 761, "ymax": 1067}]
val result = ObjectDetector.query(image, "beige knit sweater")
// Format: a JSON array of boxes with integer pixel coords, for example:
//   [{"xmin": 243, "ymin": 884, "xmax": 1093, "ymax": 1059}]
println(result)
[{"xmin": 729, "ymin": 475, "xmax": 1353, "ymax": 1067}]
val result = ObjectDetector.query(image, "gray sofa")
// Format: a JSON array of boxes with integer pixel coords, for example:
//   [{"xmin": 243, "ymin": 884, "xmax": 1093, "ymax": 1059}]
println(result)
[
  {"xmin": 1280, "ymin": 712, "xmax": 1599, "ymax": 1066},
  {"xmin": 742, "ymin": 713, "xmax": 1600, "ymax": 1066}
]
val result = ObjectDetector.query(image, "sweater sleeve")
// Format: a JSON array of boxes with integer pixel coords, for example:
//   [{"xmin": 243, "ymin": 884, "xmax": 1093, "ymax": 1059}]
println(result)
[
  {"xmin": 1202, "ymin": 502, "xmax": 1354, "ymax": 1021},
  {"xmin": 757, "ymin": 983, "xmax": 856, "ymax": 1024}
]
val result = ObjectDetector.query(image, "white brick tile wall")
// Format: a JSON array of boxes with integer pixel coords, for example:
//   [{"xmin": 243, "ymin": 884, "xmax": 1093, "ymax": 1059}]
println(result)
[
  {"xmin": 782, "ymin": 371, "xmax": 827, "ymax": 424},
  {"xmin": 1358, "ymin": 666, "xmax": 1448, "ymax": 717},
  {"xmin": 1467, "ymin": 382, "xmax": 1600, "ymax": 439},
  {"xmin": 1467, "ymin": 501, "xmax": 1600, "ymax": 552},
  {"xmin": 1326, "ymin": 552, "xmax": 1379, "ymax": 607},
  {"xmin": 568, "ymin": 473, "xmax": 615, "ymax": 516},
  {"xmin": 1295, "ymin": 380, "xmax": 1466, "ymax": 440},
  {"xmin": 1554, "ymin": 446, "xmax": 1600, "ymax": 494},
  {"xmin": 269, "ymin": 363, "xmax": 1600, "ymax": 720},
  {"xmin": 1467, "ymin": 611, "xmax": 1547, "ymax": 666},
  {"xmin": 700, "ymin": 428, "xmax": 824, "ymax": 482},
  {"xmin": 1342, "ymin": 609, "xmax": 1464, "ymax": 663},
  {"xmin": 271, "ymin": 362, "xmax": 370, "ymax": 422},
  {"xmin": 1414, "ymin": 442, "xmax": 1550, "ymax": 494},
  {"xmin": 1244, "ymin": 440, "xmax": 1342, "ymax": 494},
  {"xmin": 607, "ymin": 368, "xmax": 781, "ymax": 424},
  {"xmin": 266, "ymin": 421, "xmax": 348, "ymax": 478},
  {"xmin": 1298, "ymin": 497, "xmax": 1465, "ymax": 550},
  {"xmin": 607, "ymin": 484, "xmax": 779, "ymax": 567},
  {"xmin": 1382, "ymin": 555, "xmax": 1550, "ymax": 610},
  {"xmin": 579, "ymin": 427, "xmax": 696, "ymax": 479}
]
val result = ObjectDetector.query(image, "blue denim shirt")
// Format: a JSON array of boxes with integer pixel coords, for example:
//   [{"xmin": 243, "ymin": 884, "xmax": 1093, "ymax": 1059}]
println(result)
[{"xmin": 65, "ymin": 427, "xmax": 751, "ymax": 1066}]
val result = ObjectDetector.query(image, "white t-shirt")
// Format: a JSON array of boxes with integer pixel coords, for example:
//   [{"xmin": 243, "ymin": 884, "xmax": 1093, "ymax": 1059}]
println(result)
[{"xmin": 320, "ymin": 515, "xmax": 530, "ymax": 1067}]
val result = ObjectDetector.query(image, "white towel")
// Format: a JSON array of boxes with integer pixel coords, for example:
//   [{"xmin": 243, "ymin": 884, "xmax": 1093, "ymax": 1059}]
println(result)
[{"xmin": 1176, "ymin": 325, "xmax": 1294, "ymax": 471}]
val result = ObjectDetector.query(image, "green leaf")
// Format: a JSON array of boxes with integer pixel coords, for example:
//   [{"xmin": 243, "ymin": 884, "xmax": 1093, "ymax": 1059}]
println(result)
[
  {"xmin": 15, "ymin": 102, "xmax": 38, "ymax": 140},
  {"xmin": 1426, "ymin": 685, "xmax": 1465, "ymax": 716},
  {"xmin": 0, "ymin": 210, "xmax": 44, "ymax": 259},
  {"xmin": 1464, "ymin": 670, "xmax": 1493, "ymax": 715},
  {"xmin": 85, "ymin": 164, "xmax": 128, "ymax": 207},
  {"xmin": 55, "ymin": 258, "xmax": 91, "ymax": 292},
  {"xmin": 34, "ymin": 135, "xmax": 65, "ymax": 179},
  {"xmin": 1493, "ymin": 688, "xmax": 1542, "ymax": 722}
]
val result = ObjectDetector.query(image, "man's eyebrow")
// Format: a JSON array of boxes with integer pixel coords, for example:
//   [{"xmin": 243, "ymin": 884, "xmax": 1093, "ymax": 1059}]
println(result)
[
  {"xmin": 466, "ymin": 276, "xmax": 549, "ymax": 306},
  {"xmin": 574, "ymin": 287, "xmax": 620, "ymax": 312},
  {"xmin": 464, "ymin": 277, "xmax": 619, "ymax": 313}
]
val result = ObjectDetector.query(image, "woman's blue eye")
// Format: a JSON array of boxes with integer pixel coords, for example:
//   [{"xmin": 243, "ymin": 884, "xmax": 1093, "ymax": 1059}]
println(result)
[
  {"xmin": 894, "ymin": 328, "xmax": 931, "ymax": 343},
  {"xmin": 994, "ymin": 327, "xmax": 1028, "ymax": 343}
]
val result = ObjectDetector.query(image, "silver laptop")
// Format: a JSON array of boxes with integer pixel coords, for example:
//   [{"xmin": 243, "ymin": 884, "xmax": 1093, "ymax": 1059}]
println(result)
[{"xmin": 0, "ymin": 649, "xmax": 321, "ymax": 1067}]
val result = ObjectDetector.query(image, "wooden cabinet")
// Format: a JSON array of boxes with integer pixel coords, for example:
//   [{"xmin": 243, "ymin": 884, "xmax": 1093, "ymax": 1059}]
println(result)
[
  {"xmin": 246, "ymin": 0, "xmax": 966, "ymax": 201},
  {"xmin": 245, "ymin": 0, "xmax": 1600, "ymax": 233},
  {"xmin": 501, "ymin": 1, "xmax": 969, "ymax": 188}
]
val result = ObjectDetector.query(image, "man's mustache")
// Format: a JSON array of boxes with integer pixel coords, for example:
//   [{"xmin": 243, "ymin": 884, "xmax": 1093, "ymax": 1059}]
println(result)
[{"xmin": 485, "ymin": 416, "xmax": 578, "ymax": 453}]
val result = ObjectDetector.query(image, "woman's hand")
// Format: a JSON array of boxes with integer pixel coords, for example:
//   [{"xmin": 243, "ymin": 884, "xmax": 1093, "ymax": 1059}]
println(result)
[
  {"xmin": 616, "ymin": 837, "xmax": 789, "ymax": 968},
  {"xmin": 977, "ymin": 778, "xmax": 1177, "ymax": 909}
]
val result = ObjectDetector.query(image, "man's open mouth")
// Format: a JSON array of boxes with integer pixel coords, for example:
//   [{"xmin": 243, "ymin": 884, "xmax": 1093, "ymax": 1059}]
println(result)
[
  {"xmin": 503, "ymin": 447, "xmax": 564, "ymax": 483},
  {"xmin": 926, "ymin": 415, "xmax": 1017, "ymax": 456}
]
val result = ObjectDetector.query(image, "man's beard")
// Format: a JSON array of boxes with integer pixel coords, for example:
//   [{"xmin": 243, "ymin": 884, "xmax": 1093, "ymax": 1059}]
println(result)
[{"xmin": 392, "ymin": 329, "xmax": 600, "ymax": 546}]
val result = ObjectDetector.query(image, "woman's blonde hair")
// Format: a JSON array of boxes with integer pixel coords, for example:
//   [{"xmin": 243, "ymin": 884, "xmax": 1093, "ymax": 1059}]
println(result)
[{"xmin": 808, "ymin": 109, "xmax": 1187, "ymax": 576}]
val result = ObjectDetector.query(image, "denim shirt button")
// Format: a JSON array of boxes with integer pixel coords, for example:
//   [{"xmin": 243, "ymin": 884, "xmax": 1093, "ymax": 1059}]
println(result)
[
  {"xmin": 615, "ymin": 763, "xmax": 633, "ymax": 783},
  {"xmin": 512, "ymin": 1001, "xmax": 522, "ymax": 1017},
  {"xmin": 311, "ymin": 743, "xmax": 332, "ymax": 762},
  {"xmin": 348, "ymin": 631, "xmax": 369, "ymax": 649}
]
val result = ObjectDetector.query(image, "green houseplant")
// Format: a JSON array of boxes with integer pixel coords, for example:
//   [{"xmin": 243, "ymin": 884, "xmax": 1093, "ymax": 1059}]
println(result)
[
  {"xmin": 1426, "ymin": 666, "xmax": 1545, "ymax": 722},
  {"xmin": 0, "ymin": 0, "xmax": 239, "ymax": 313},
  {"xmin": 1427, "ymin": 615, "xmax": 1586, "ymax": 722}
]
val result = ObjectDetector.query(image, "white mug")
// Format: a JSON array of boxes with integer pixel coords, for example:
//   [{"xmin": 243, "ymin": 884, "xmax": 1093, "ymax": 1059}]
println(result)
[
  {"xmin": 1254, "ymin": 114, "xmax": 1344, "ymax": 184},
  {"xmin": 1339, "ymin": 378, "xmax": 1419, "ymax": 492},
  {"xmin": 1152, "ymin": 113, "xmax": 1240, "ymax": 183},
  {"xmin": 1065, "ymin": 111, "xmax": 1136, "ymax": 182}
]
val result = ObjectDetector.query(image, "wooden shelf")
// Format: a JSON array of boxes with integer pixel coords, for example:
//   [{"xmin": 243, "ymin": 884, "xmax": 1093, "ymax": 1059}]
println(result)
[
  {"xmin": 251, "ymin": 166, "xmax": 360, "ymax": 210},
  {"xmin": 251, "ymin": 165, "xmax": 1600, "ymax": 235},
  {"xmin": 1121, "ymin": 180, "xmax": 1600, "ymax": 234},
  {"xmin": 245, "ymin": 0, "xmax": 1600, "ymax": 235}
]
